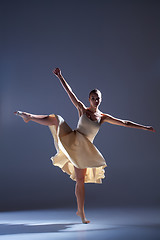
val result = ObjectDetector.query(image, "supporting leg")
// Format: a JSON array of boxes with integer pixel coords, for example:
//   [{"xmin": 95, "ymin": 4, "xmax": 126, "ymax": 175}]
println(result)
[{"xmin": 74, "ymin": 167, "xmax": 90, "ymax": 224}]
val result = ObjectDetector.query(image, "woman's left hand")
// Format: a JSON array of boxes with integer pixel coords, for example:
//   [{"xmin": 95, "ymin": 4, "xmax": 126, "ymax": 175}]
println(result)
[{"xmin": 146, "ymin": 126, "xmax": 156, "ymax": 132}]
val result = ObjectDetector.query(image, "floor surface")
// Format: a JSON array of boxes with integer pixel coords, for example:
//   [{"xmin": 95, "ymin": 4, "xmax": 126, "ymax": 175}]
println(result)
[{"xmin": 0, "ymin": 208, "xmax": 160, "ymax": 240}]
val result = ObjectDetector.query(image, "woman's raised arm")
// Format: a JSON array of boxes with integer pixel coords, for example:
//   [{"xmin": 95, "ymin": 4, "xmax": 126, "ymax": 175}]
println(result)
[
  {"xmin": 53, "ymin": 68, "xmax": 85, "ymax": 112},
  {"xmin": 102, "ymin": 113, "xmax": 155, "ymax": 132}
]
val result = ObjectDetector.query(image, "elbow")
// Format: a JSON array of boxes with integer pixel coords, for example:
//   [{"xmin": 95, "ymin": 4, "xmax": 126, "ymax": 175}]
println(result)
[{"xmin": 124, "ymin": 120, "xmax": 129, "ymax": 126}]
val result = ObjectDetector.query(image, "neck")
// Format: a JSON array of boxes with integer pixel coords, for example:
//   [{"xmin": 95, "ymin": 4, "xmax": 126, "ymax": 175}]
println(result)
[{"xmin": 88, "ymin": 106, "xmax": 98, "ymax": 113}]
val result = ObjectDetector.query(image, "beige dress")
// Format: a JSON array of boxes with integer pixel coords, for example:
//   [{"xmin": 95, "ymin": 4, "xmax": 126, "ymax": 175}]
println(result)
[{"xmin": 49, "ymin": 113, "xmax": 107, "ymax": 183}]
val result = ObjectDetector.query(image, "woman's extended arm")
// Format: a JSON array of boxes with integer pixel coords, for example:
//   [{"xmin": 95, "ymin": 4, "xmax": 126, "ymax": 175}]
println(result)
[
  {"xmin": 102, "ymin": 113, "xmax": 155, "ymax": 132},
  {"xmin": 53, "ymin": 68, "xmax": 85, "ymax": 111}
]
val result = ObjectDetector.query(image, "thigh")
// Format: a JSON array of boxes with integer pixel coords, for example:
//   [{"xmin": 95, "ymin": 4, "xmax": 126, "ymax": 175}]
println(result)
[{"xmin": 74, "ymin": 167, "xmax": 86, "ymax": 182}]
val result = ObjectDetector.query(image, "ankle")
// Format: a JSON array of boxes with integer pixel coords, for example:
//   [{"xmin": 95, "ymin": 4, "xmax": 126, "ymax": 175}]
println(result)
[{"xmin": 22, "ymin": 112, "xmax": 31, "ymax": 123}]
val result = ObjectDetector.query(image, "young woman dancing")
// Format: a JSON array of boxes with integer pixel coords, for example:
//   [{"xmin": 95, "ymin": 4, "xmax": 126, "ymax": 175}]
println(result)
[{"xmin": 15, "ymin": 68, "xmax": 155, "ymax": 224}]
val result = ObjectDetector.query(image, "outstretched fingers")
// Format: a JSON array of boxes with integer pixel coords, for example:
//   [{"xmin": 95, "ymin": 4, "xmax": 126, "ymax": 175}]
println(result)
[
  {"xmin": 146, "ymin": 126, "xmax": 156, "ymax": 132},
  {"xmin": 53, "ymin": 68, "xmax": 61, "ymax": 76}
]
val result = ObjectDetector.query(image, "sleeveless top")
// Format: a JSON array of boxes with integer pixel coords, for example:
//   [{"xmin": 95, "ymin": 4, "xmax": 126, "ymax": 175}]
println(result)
[
  {"xmin": 76, "ymin": 113, "xmax": 101, "ymax": 142},
  {"xmin": 49, "ymin": 114, "xmax": 107, "ymax": 184}
]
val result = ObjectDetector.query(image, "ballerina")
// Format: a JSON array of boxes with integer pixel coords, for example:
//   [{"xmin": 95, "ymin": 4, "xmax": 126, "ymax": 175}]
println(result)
[{"xmin": 15, "ymin": 67, "xmax": 155, "ymax": 224}]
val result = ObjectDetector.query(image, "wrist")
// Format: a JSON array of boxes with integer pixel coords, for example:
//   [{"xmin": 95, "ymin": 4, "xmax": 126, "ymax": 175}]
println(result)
[{"xmin": 58, "ymin": 74, "xmax": 63, "ymax": 79}]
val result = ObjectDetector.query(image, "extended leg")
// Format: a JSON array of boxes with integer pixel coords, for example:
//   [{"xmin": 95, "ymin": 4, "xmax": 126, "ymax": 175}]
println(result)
[
  {"xmin": 14, "ymin": 111, "xmax": 58, "ymax": 127},
  {"xmin": 74, "ymin": 167, "xmax": 90, "ymax": 224}
]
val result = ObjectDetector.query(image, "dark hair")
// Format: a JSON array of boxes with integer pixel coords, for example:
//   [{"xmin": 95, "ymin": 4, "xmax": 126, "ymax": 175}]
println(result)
[{"xmin": 89, "ymin": 89, "xmax": 102, "ymax": 98}]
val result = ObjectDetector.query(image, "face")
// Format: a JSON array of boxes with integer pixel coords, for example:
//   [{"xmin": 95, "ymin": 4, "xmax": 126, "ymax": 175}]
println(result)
[{"xmin": 89, "ymin": 92, "xmax": 102, "ymax": 108}]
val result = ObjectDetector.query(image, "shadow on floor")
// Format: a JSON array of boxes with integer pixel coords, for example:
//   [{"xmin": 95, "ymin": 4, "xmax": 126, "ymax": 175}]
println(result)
[
  {"xmin": 0, "ymin": 223, "xmax": 76, "ymax": 235},
  {"xmin": 0, "ymin": 222, "xmax": 123, "ymax": 235},
  {"xmin": 1, "ymin": 222, "xmax": 160, "ymax": 236}
]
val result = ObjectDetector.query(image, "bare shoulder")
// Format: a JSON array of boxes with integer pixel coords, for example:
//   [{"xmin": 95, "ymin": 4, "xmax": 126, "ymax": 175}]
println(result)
[
  {"xmin": 100, "ymin": 113, "xmax": 113, "ymax": 124},
  {"xmin": 77, "ymin": 101, "xmax": 87, "ymax": 116}
]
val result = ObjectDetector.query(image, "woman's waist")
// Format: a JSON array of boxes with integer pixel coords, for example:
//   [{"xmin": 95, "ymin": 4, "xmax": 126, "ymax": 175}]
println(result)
[{"xmin": 75, "ymin": 127, "xmax": 98, "ymax": 142}]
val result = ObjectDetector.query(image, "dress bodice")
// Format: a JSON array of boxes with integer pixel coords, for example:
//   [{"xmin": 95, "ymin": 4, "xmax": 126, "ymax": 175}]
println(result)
[{"xmin": 76, "ymin": 114, "xmax": 101, "ymax": 142}]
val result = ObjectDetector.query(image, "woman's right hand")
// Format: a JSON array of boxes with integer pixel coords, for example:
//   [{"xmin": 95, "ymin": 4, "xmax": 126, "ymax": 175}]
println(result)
[{"xmin": 53, "ymin": 68, "xmax": 61, "ymax": 77}]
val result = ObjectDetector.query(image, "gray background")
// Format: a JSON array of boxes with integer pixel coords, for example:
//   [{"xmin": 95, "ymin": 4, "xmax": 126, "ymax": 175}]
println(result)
[{"xmin": 0, "ymin": 0, "xmax": 160, "ymax": 211}]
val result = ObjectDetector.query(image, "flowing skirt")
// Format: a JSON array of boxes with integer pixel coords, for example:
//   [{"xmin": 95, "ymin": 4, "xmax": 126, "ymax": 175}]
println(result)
[{"xmin": 48, "ymin": 114, "xmax": 107, "ymax": 184}]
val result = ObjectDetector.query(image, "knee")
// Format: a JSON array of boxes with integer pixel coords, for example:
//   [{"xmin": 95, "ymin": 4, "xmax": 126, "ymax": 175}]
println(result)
[
  {"xmin": 48, "ymin": 115, "xmax": 58, "ymax": 127},
  {"xmin": 74, "ymin": 167, "xmax": 86, "ymax": 183},
  {"xmin": 76, "ymin": 176, "xmax": 85, "ymax": 184}
]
